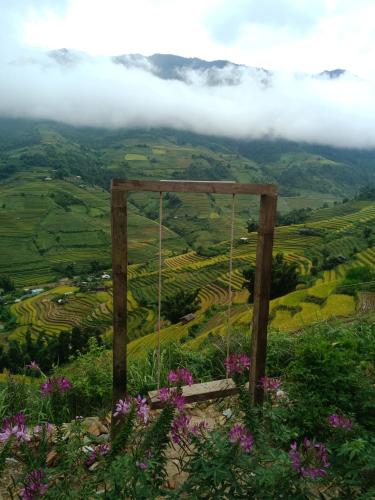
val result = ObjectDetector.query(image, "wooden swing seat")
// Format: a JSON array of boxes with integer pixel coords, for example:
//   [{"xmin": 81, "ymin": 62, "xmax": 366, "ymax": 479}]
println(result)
[{"xmin": 148, "ymin": 378, "xmax": 239, "ymax": 409}]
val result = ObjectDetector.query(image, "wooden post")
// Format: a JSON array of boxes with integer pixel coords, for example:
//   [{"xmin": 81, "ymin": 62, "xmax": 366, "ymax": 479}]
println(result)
[
  {"xmin": 249, "ymin": 194, "xmax": 277, "ymax": 405},
  {"xmin": 109, "ymin": 180, "xmax": 277, "ymax": 420},
  {"xmin": 111, "ymin": 187, "xmax": 128, "ymax": 435}
]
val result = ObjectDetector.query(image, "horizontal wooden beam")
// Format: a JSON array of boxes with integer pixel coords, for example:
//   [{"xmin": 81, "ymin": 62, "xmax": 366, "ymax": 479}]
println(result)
[
  {"xmin": 112, "ymin": 179, "xmax": 277, "ymax": 196},
  {"xmin": 148, "ymin": 378, "xmax": 243, "ymax": 409}
]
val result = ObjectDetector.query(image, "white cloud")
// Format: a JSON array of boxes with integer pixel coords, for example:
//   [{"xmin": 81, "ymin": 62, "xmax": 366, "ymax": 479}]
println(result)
[
  {"xmin": 1, "ymin": 53, "xmax": 375, "ymax": 148},
  {"xmin": 1, "ymin": 0, "xmax": 375, "ymax": 149}
]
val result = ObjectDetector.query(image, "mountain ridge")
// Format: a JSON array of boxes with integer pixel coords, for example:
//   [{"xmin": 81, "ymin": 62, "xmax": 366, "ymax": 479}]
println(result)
[{"xmin": 46, "ymin": 49, "xmax": 347, "ymax": 85}]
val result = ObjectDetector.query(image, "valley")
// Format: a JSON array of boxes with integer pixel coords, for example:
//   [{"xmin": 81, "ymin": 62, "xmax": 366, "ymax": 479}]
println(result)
[{"xmin": 0, "ymin": 118, "xmax": 374, "ymax": 362}]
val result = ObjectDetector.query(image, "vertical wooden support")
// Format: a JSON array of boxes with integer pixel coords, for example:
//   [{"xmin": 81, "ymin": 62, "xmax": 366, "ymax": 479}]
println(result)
[
  {"xmin": 111, "ymin": 187, "xmax": 128, "ymax": 434},
  {"xmin": 250, "ymin": 194, "xmax": 277, "ymax": 405}
]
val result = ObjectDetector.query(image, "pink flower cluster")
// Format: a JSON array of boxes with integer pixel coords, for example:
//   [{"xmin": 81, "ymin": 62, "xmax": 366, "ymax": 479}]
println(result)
[
  {"xmin": 171, "ymin": 414, "xmax": 191, "ymax": 444},
  {"xmin": 158, "ymin": 387, "xmax": 186, "ymax": 411},
  {"xmin": 289, "ymin": 438, "xmax": 330, "ymax": 480},
  {"xmin": 168, "ymin": 368, "xmax": 194, "ymax": 386},
  {"xmin": 20, "ymin": 470, "xmax": 48, "ymax": 499},
  {"xmin": 159, "ymin": 369, "xmax": 209, "ymax": 445},
  {"xmin": 135, "ymin": 395, "xmax": 150, "ymax": 424},
  {"xmin": 228, "ymin": 423, "xmax": 254, "ymax": 453},
  {"xmin": 40, "ymin": 376, "xmax": 71, "ymax": 396},
  {"xmin": 224, "ymin": 353, "xmax": 250, "ymax": 376},
  {"xmin": 259, "ymin": 376, "xmax": 282, "ymax": 392},
  {"xmin": 85, "ymin": 443, "xmax": 110, "ymax": 467},
  {"xmin": 33, "ymin": 423, "xmax": 53, "ymax": 437},
  {"xmin": 328, "ymin": 413, "xmax": 353, "ymax": 430},
  {"xmin": 0, "ymin": 413, "xmax": 30, "ymax": 443},
  {"xmin": 171, "ymin": 414, "xmax": 210, "ymax": 444},
  {"xmin": 113, "ymin": 395, "xmax": 150, "ymax": 425},
  {"xmin": 157, "ymin": 369, "xmax": 194, "ymax": 412},
  {"xmin": 113, "ymin": 397, "xmax": 132, "ymax": 417}
]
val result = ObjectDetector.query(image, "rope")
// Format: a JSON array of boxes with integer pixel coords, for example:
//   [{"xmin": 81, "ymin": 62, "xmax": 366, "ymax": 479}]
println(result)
[
  {"xmin": 157, "ymin": 192, "xmax": 163, "ymax": 390},
  {"xmin": 226, "ymin": 194, "xmax": 235, "ymax": 378}
]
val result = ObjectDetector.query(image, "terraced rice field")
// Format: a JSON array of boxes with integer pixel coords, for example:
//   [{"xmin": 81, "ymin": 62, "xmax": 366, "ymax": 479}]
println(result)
[
  {"xmin": 356, "ymin": 247, "xmax": 375, "ymax": 267},
  {"xmin": 4, "ymin": 199, "xmax": 374, "ymax": 350}
]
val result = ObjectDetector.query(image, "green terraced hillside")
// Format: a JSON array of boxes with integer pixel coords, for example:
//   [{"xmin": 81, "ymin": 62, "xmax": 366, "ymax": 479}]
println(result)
[
  {"xmin": 4, "ymin": 199, "xmax": 374, "ymax": 354},
  {"xmin": 0, "ymin": 118, "xmax": 374, "ymax": 353}
]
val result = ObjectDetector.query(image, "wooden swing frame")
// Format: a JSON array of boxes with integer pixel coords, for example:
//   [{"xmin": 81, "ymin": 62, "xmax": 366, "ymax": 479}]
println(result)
[{"xmin": 111, "ymin": 180, "xmax": 277, "ymax": 424}]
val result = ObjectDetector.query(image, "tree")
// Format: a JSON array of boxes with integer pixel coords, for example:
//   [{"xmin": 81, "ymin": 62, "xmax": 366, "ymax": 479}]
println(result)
[
  {"xmin": 0, "ymin": 275, "xmax": 15, "ymax": 293},
  {"xmin": 243, "ymin": 253, "xmax": 300, "ymax": 303},
  {"xmin": 161, "ymin": 289, "xmax": 201, "ymax": 324},
  {"xmin": 363, "ymin": 227, "xmax": 372, "ymax": 240},
  {"xmin": 90, "ymin": 261, "xmax": 101, "ymax": 273},
  {"xmin": 246, "ymin": 220, "xmax": 258, "ymax": 233}
]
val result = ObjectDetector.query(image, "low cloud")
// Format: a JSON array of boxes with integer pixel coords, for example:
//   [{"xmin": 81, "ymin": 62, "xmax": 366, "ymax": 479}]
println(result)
[{"xmin": 1, "ymin": 49, "xmax": 375, "ymax": 149}]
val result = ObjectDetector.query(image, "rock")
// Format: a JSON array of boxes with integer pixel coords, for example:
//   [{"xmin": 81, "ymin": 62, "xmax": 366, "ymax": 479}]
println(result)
[
  {"xmin": 46, "ymin": 450, "xmax": 58, "ymax": 467},
  {"xmin": 84, "ymin": 417, "xmax": 109, "ymax": 437},
  {"xmin": 88, "ymin": 462, "xmax": 100, "ymax": 472},
  {"xmin": 96, "ymin": 433, "xmax": 109, "ymax": 443}
]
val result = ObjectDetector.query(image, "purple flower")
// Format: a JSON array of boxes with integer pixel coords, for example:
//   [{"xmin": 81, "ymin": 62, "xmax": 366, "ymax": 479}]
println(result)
[
  {"xmin": 328, "ymin": 414, "xmax": 353, "ymax": 430},
  {"xmin": 20, "ymin": 470, "xmax": 48, "ymax": 499},
  {"xmin": 57, "ymin": 376, "xmax": 71, "ymax": 392},
  {"xmin": 158, "ymin": 387, "xmax": 186, "ymax": 411},
  {"xmin": 171, "ymin": 414, "xmax": 191, "ymax": 444},
  {"xmin": 168, "ymin": 370, "xmax": 179, "ymax": 384},
  {"xmin": 33, "ymin": 423, "xmax": 53, "ymax": 437},
  {"xmin": 85, "ymin": 449, "xmax": 97, "ymax": 467},
  {"xmin": 289, "ymin": 438, "xmax": 330, "ymax": 480},
  {"xmin": 135, "ymin": 395, "xmax": 150, "ymax": 424},
  {"xmin": 136, "ymin": 461, "xmax": 148, "ymax": 470},
  {"xmin": 113, "ymin": 397, "xmax": 132, "ymax": 417},
  {"xmin": 40, "ymin": 377, "xmax": 72, "ymax": 396},
  {"xmin": 26, "ymin": 361, "xmax": 40, "ymax": 372},
  {"xmin": 40, "ymin": 379, "xmax": 54, "ymax": 395},
  {"xmin": 167, "ymin": 368, "xmax": 194, "ymax": 386},
  {"xmin": 0, "ymin": 413, "xmax": 30, "ymax": 443},
  {"xmin": 98, "ymin": 443, "xmax": 110, "ymax": 455},
  {"xmin": 85, "ymin": 443, "xmax": 110, "ymax": 467},
  {"xmin": 171, "ymin": 393, "xmax": 186, "ymax": 412},
  {"xmin": 224, "ymin": 353, "xmax": 250, "ymax": 376},
  {"xmin": 178, "ymin": 368, "xmax": 194, "ymax": 386},
  {"xmin": 190, "ymin": 420, "xmax": 210, "ymax": 436},
  {"xmin": 228, "ymin": 423, "xmax": 254, "ymax": 453},
  {"xmin": 158, "ymin": 387, "xmax": 170, "ymax": 402},
  {"xmin": 259, "ymin": 376, "xmax": 282, "ymax": 392}
]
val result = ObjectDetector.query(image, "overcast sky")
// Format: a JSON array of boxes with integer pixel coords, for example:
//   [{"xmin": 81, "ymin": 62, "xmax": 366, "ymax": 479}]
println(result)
[
  {"xmin": 12, "ymin": 0, "xmax": 375, "ymax": 75},
  {"xmin": 1, "ymin": 0, "xmax": 375, "ymax": 148}
]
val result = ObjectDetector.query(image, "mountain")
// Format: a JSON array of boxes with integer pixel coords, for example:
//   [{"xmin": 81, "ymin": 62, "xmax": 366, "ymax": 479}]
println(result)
[
  {"xmin": 0, "ymin": 117, "xmax": 374, "ymax": 285},
  {"xmin": 112, "ymin": 53, "xmax": 269, "ymax": 86},
  {"xmin": 46, "ymin": 49, "xmax": 347, "ymax": 86},
  {"xmin": 318, "ymin": 68, "xmax": 347, "ymax": 79}
]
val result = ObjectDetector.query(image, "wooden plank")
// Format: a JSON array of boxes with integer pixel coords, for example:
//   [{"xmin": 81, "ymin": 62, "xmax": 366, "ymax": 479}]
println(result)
[
  {"xmin": 112, "ymin": 179, "xmax": 277, "ymax": 196},
  {"xmin": 111, "ymin": 187, "xmax": 128, "ymax": 436},
  {"xmin": 250, "ymin": 194, "xmax": 277, "ymax": 405},
  {"xmin": 148, "ymin": 378, "xmax": 241, "ymax": 409}
]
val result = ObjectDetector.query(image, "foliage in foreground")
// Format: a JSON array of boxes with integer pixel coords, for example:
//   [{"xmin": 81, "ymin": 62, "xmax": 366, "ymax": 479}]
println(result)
[{"xmin": 0, "ymin": 316, "xmax": 374, "ymax": 498}]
